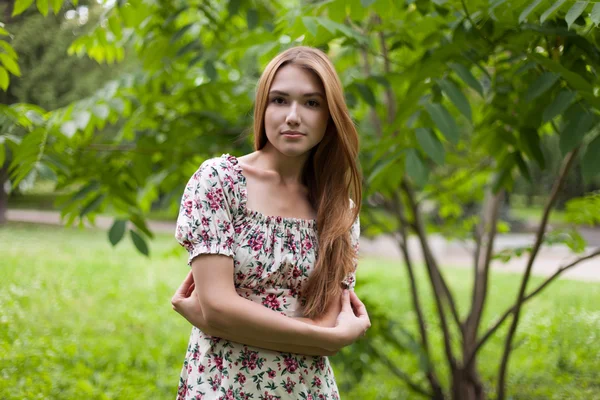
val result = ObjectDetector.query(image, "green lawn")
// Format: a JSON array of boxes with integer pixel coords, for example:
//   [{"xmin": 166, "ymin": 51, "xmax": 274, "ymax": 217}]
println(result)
[{"xmin": 1, "ymin": 223, "xmax": 599, "ymax": 399}]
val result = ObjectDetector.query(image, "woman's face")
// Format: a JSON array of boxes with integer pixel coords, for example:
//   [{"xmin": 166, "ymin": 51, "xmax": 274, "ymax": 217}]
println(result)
[{"xmin": 264, "ymin": 64, "xmax": 330, "ymax": 158}]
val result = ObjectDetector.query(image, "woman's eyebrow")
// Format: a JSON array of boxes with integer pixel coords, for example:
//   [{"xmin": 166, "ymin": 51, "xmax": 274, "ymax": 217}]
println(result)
[{"xmin": 269, "ymin": 90, "xmax": 324, "ymax": 98}]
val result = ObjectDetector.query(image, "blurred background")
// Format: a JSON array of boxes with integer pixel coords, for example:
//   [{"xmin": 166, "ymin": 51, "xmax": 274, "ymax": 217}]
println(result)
[{"xmin": 1, "ymin": 0, "xmax": 599, "ymax": 399}]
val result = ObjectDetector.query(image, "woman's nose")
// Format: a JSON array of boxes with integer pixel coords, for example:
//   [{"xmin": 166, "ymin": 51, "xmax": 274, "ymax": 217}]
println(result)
[{"xmin": 285, "ymin": 103, "xmax": 300, "ymax": 125}]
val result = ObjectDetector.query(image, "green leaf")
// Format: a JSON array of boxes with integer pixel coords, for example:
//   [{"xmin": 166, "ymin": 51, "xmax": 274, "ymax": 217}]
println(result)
[
  {"xmin": 302, "ymin": 16, "xmax": 318, "ymax": 37},
  {"xmin": 515, "ymin": 152, "xmax": 531, "ymax": 182},
  {"xmin": 361, "ymin": 0, "xmax": 376, "ymax": 6},
  {"xmin": 405, "ymin": 149, "xmax": 428, "ymax": 186},
  {"xmin": 204, "ymin": 60, "xmax": 217, "ymax": 81},
  {"xmin": 80, "ymin": 194, "xmax": 105, "ymax": 217},
  {"xmin": 519, "ymin": 0, "xmax": 544, "ymax": 23},
  {"xmin": 0, "ymin": 67, "xmax": 9, "ymax": 91},
  {"xmin": 592, "ymin": 3, "xmax": 600, "ymax": 26},
  {"xmin": 448, "ymin": 63, "xmax": 483, "ymax": 97},
  {"xmin": 525, "ymin": 72, "xmax": 559, "ymax": 102},
  {"xmin": 529, "ymin": 53, "xmax": 591, "ymax": 93},
  {"xmin": 565, "ymin": 1, "xmax": 588, "ymax": 28},
  {"xmin": 170, "ymin": 23, "xmax": 194, "ymax": 44},
  {"xmin": 0, "ymin": 27, "xmax": 9, "ymax": 36},
  {"xmin": 559, "ymin": 105, "xmax": 595, "ymax": 154},
  {"xmin": 582, "ymin": 135, "xmax": 600, "ymax": 182},
  {"xmin": 367, "ymin": 151, "xmax": 403, "ymax": 184},
  {"xmin": 71, "ymin": 181, "xmax": 101, "ymax": 203},
  {"xmin": 425, "ymin": 103, "xmax": 459, "ymax": 145},
  {"xmin": 354, "ymin": 83, "xmax": 376, "ymax": 107},
  {"xmin": 0, "ymin": 54, "xmax": 21, "ymax": 77},
  {"xmin": 0, "ymin": 40, "xmax": 18, "ymax": 59},
  {"xmin": 438, "ymin": 79, "xmax": 472, "ymax": 121},
  {"xmin": 36, "ymin": 0, "xmax": 49, "ymax": 16},
  {"xmin": 415, "ymin": 127, "xmax": 445, "ymax": 165},
  {"xmin": 0, "ymin": 142, "xmax": 5, "ymax": 166},
  {"xmin": 520, "ymin": 128, "xmax": 546, "ymax": 169},
  {"xmin": 108, "ymin": 219, "xmax": 127, "ymax": 246},
  {"xmin": 52, "ymin": 0, "xmax": 62, "ymax": 14},
  {"xmin": 130, "ymin": 229, "xmax": 149, "ymax": 256},
  {"xmin": 247, "ymin": 8, "xmax": 259, "ymax": 30},
  {"xmin": 540, "ymin": 0, "xmax": 567, "ymax": 23},
  {"xmin": 542, "ymin": 90, "xmax": 575, "ymax": 123},
  {"xmin": 228, "ymin": 0, "xmax": 240, "ymax": 16},
  {"xmin": 12, "ymin": 0, "xmax": 35, "ymax": 16}
]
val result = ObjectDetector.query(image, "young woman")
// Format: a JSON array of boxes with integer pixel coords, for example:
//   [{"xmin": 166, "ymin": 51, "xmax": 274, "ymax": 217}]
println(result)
[{"xmin": 170, "ymin": 46, "xmax": 370, "ymax": 400}]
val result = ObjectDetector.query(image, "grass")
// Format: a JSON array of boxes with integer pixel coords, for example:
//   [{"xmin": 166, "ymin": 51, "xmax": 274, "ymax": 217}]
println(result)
[{"xmin": 1, "ymin": 223, "xmax": 599, "ymax": 399}]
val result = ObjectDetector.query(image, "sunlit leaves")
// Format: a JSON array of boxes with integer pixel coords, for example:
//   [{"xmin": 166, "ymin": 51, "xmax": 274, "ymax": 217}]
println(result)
[
  {"xmin": 415, "ymin": 127, "xmax": 445, "ymax": 165},
  {"xmin": 448, "ymin": 62, "xmax": 483, "ymax": 97},
  {"xmin": 0, "ymin": 67, "xmax": 9, "ymax": 91},
  {"xmin": 12, "ymin": 0, "xmax": 35, "ymax": 16},
  {"xmin": 130, "ymin": 229, "xmax": 149, "ymax": 256},
  {"xmin": 405, "ymin": 148, "xmax": 428, "ymax": 186},
  {"xmin": 438, "ymin": 79, "xmax": 471, "ymax": 121},
  {"xmin": 591, "ymin": 3, "xmax": 600, "ymax": 26},
  {"xmin": 425, "ymin": 103, "xmax": 459, "ymax": 144},
  {"xmin": 519, "ymin": 0, "xmax": 544, "ymax": 23},
  {"xmin": 565, "ymin": 1, "xmax": 588, "ymax": 28},
  {"xmin": 540, "ymin": 0, "xmax": 567, "ymax": 24}
]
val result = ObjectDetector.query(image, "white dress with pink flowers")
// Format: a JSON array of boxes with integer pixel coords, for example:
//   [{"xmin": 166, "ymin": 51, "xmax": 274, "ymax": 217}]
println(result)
[{"xmin": 174, "ymin": 154, "xmax": 359, "ymax": 400}]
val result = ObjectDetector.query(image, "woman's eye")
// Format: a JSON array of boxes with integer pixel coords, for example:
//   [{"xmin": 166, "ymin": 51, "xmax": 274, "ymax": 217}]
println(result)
[
  {"xmin": 307, "ymin": 100, "xmax": 320, "ymax": 107},
  {"xmin": 272, "ymin": 97, "xmax": 285, "ymax": 104}
]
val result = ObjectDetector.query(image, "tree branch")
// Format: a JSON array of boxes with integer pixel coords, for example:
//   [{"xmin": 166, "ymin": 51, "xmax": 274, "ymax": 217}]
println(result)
[
  {"xmin": 496, "ymin": 149, "xmax": 579, "ymax": 400},
  {"xmin": 402, "ymin": 180, "xmax": 459, "ymax": 369},
  {"xmin": 367, "ymin": 342, "xmax": 433, "ymax": 398},
  {"xmin": 467, "ymin": 247, "xmax": 600, "ymax": 368},
  {"xmin": 465, "ymin": 190, "xmax": 504, "ymax": 345},
  {"xmin": 392, "ymin": 190, "xmax": 444, "ymax": 399}
]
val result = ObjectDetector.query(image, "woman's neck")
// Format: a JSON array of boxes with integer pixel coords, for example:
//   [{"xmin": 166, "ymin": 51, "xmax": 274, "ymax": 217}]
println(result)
[{"xmin": 253, "ymin": 143, "xmax": 310, "ymax": 185}]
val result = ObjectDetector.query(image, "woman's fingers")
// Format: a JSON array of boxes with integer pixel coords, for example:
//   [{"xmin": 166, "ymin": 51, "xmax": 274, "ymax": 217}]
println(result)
[
  {"xmin": 185, "ymin": 282, "xmax": 195, "ymax": 297},
  {"xmin": 349, "ymin": 291, "xmax": 371, "ymax": 326},
  {"xmin": 175, "ymin": 270, "xmax": 194, "ymax": 296},
  {"xmin": 340, "ymin": 289, "xmax": 352, "ymax": 312}
]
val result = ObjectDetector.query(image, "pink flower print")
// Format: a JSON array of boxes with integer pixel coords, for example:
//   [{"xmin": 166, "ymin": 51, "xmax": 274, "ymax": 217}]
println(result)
[
  {"xmin": 210, "ymin": 374, "xmax": 222, "ymax": 391},
  {"xmin": 303, "ymin": 237, "xmax": 313, "ymax": 251},
  {"xmin": 198, "ymin": 364, "xmax": 205, "ymax": 373},
  {"xmin": 236, "ymin": 372, "xmax": 246, "ymax": 384},
  {"xmin": 214, "ymin": 355, "xmax": 224, "ymax": 371},
  {"xmin": 292, "ymin": 267, "xmax": 302, "ymax": 278},
  {"xmin": 276, "ymin": 216, "xmax": 283, "ymax": 224},
  {"xmin": 268, "ymin": 369, "xmax": 276, "ymax": 379},
  {"xmin": 312, "ymin": 376, "xmax": 322, "ymax": 388},
  {"xmin": 284, "ymin": 356, "xmax": 299, "ymax": 373},
  {"xmin": 248, "ymin": 233, "xmax": 265, "ymax": 251},
  {"xmin": 201, "ymin": 216, "xmax": 210, "ymax": 227},
  {"xmin": 236, "ymin": 272, "xmax": 246, "ymax": 281},
  {"xmin": 206, "ymin": 187, "xmax": 223, "ymax": 211},
  {"xmin": 283, "ymin": 377, "xmax": 296, "ymax": 393},
  {"xmin": 262, "ymin": 294, "xmax": 280, "ymax": 310},
  {"xmin": 225, "ymin": 388, "xmax": 235, "ymax": 400},
  {"xmin": 255, "ymin": 265, "xmax": 264, "ymax": 276},
  {"xmin": 183, "ymin": 199, "xmax": 193, "ymax": 217}
]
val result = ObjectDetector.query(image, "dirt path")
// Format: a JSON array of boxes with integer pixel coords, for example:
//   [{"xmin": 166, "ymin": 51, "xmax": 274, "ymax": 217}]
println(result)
[{"xmin": 7, "ymin": 209, "xmax": 600, "ymax": 282}]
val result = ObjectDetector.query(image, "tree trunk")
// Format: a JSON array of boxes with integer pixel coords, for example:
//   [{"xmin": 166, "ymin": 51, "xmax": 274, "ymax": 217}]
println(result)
[
  {"xmin": 451, "ymin": 367, "xmax": 486, "ymax": 400},
  {"xmin": 0, "ymin": 163, "xmax": 8, "ymax": 225}
]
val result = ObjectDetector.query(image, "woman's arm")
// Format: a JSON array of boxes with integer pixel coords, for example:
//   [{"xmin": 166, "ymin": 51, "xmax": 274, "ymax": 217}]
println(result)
[
  {"xmin": 172, "ymin": 261, "xmax": 369, "ymax": 352},
  {"xmin": 174, "ymin": 284, "xmax": 336, "ymax": 356}
]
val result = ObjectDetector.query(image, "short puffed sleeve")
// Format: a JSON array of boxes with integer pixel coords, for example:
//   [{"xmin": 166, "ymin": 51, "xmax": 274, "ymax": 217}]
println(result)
[
  {"xmin": 175, "ymin": 157, "xmax": 239, "ymax": 265},
  {"xmin": 341, "ymin": 212, "xmax": 360, "ymax": 291}
]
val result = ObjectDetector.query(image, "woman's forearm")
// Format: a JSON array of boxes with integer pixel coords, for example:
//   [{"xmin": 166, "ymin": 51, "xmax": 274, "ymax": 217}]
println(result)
[
  {"xmin": 202, "ymin": 293, "xmax": 338, "ymax": 349},
  {"xmin": 184, "ymin": 303, "xmax": 334, "ymax": 356}
]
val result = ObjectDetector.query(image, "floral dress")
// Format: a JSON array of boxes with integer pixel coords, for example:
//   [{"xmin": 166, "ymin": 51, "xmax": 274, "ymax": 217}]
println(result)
[{"xmin": 174, "ymin": 154, "xmax": 360, "ymax": 400}]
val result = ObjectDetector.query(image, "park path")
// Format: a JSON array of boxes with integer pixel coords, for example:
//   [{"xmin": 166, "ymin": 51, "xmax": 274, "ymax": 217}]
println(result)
[{"xmin": 6, "ymin": 209, "xmax": 600, "ymax": 282}]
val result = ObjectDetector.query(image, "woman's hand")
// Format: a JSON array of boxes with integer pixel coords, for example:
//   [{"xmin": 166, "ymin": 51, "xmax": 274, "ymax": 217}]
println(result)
[
  {"xmin": 171, "ymin": 271, "xmax": 210, "ymax": 332},
  {"xmin": 327, "ymin": 290, "xmax": 371, "ymax": 350}
]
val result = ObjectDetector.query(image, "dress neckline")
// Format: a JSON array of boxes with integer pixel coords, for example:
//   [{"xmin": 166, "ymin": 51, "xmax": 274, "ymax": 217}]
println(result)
[{"xmin": 222, "ymin": 154, "xmax": 317, "ymax": 229}]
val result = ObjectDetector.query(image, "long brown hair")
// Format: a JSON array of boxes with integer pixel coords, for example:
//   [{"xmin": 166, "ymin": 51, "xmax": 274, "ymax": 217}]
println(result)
[{"xmin": 253, "ymin": 46, "xmax": 362, "ymax": 319}]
